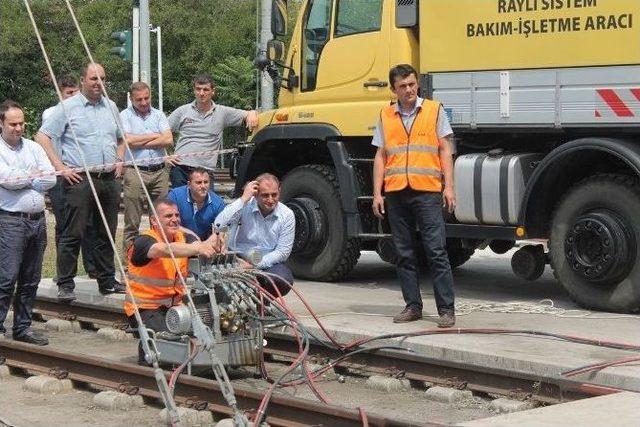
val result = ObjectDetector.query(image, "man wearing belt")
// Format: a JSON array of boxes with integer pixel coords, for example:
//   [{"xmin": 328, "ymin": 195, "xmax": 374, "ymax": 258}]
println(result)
[
  {"xmin": 167, "ymin": 73, "xmax": 258, "ymax": 188},
  {"xmin": 36, "ymin": 62, "xmax": 125, "ymax": 302},
  {"xmin": 119, "ymin": 81, "xmax": 173, "ymax": 257},
  {"xmin": 0, "ymin": 101, "xmax": 56, "ymax": 345},
  {"xmin": 41, "ymin": 75, "xmax": 98, "ymax": 280},
  {"xmin": 372, "ymin": 64, "xmax": 457, "ymax": 327},
  {"xmin": 126, "ymin": 198, "xmax": 220, "ymax": 360}
]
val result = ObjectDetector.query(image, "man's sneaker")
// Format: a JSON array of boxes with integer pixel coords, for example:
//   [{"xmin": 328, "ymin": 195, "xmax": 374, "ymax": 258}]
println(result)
[
  {"xmin": 437, "ymin": 311, "xmax": 456, "ymax": 328},
  {"xmin": 57, "ymin": 288, "xmax": 77, "ymax": 302},
  {"xmin": 99, "ymin": 281, "xmax": 126, "ymax": 295},
  {"xmin": 13, "ymin": 330, "xmax": 49, "ymax": 346},
  {"xmin": 392, "ymin": 306, "xmax": 422, "ymax": 323}
]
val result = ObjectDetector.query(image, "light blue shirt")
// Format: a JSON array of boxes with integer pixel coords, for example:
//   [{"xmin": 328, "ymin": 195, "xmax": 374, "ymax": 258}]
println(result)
[
  {"xmin": 41, "ymin": 105, "xmax": 61, "ymax": 155},
  {"xmin": 39, "ymin": 92, "xmax": 122, "ymax": 170},
  {"xmin": 120, "ymin": 105, "xmax": 170, "ymax": 165},
  {"xmin": 371, "ymin": 97, "xmax": 454, "ymax": 148},
  {"xmin": 214, "ymin": 198, "xmax": 295, "ymax": 269},
  {"xmin": 0, "ymin": 136, "xmax": 56, "ymax": 213}
]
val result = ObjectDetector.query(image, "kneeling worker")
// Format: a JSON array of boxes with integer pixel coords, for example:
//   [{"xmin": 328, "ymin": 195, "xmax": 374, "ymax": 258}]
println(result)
[
  {"xmin": 214, "ymin": 173, "xmax": 295, "ymax": 298},
  {"xmin": 125, "ymin": 198, "xmax": 221, "ymax": 344}
]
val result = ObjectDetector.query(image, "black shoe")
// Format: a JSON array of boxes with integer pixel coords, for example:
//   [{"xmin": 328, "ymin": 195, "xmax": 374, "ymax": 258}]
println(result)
[
  {"xmin": 13, "ymin": 330, "xmax": 49, "ymax": 346},
  {"xmin": 57, "ymin": 287, "xmax": 77, "ymax": 302},
  {"xmin": 99, "ymin": 281, "xmax": 126, "ymax": 295},
  {"xmin": 87, "ymin": 272, "xmax": 98, "ymax": 279}
]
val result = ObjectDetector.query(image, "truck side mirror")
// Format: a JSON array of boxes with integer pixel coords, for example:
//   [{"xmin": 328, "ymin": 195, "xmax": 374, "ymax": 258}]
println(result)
[
  {"xmin": 271, "ymin": 0, "xmax": 288, "ymax": 36},
  {"xmin": 267, "ymin": 39, "xmax": 286, "ymax": 63}
]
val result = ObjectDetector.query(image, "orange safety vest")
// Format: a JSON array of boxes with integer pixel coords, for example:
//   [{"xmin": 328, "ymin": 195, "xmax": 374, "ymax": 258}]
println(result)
[
  {"xmin": 380, "ymin": 99, "xmax": 443, "ymax": 192},
  {"xmin": 124, "ymin": 228, "xmax": 189, "ymax": 317}
]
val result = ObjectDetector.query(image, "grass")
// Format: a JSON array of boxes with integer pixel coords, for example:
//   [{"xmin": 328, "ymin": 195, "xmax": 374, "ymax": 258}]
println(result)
[{"xmin": 42, "ymin": 213, "xmax": 125, "ymax": 279}]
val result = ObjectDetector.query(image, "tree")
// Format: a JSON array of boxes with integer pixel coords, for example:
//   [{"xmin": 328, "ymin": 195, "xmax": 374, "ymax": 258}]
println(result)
[
  {"xmin": 0, "ymin": 0, "xmax": 258, "ymax": 136},
  {"xmin": 212, "ymin": 55, "xmax": 257, "ymax": 110}
]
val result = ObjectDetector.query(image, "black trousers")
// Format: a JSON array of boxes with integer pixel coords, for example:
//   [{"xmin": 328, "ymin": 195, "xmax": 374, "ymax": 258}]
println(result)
[
  {"xmin": 57, "ymin": 175, "xmax": 120, "ymax": 290},
  {"xmin": 386, "ymin": 189, "xmax": 455, "ymax": 314},
  {"xmin": 49, "ymin": 176, "xmax": 96, "ymax": 276},
  {"xmin": 127, "ymin": 308, "xmax": 170, "ymax": 363}
]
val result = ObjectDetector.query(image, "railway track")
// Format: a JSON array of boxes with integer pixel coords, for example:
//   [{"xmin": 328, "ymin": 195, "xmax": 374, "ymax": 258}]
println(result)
[
  {"xmin": 0, "ymin": 339, "xmax": 419, "ymax": 427},
  {"xmin": 6, "ymin": 296, "xmax": 621, "ymax": 426}
]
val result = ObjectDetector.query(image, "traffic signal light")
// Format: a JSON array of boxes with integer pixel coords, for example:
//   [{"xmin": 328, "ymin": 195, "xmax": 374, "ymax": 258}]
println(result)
[{"xmin": 110, "ymin": 30, "xmax": 132, "ymax": 62}]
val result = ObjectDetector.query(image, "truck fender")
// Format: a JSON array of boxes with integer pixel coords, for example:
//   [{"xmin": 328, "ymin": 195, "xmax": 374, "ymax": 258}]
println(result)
[
  {"xmin": 235, "ymin": 123, "xmax": 359, "ymax": 213},
  {"xmin": 519, "ymin": 138, "xmax": 640, "ymax": 237}
]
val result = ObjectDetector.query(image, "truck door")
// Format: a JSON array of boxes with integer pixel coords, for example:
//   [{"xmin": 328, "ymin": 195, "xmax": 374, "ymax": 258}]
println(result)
[{"xmin": 293, "ymin": 0, "xmax": 389, "ymax": 136}]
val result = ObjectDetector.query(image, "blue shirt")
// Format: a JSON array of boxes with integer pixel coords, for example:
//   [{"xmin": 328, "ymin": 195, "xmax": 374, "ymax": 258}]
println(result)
[
  {"xmin": 214, "ymin": 198, "xmax": 295, "ymax": 269},
  {"xmin": 41, "ymin": 105, "xmax": 61, "ymax": 154},
  {"xmin": 167, "ymin": 185, "xmax": 226, "ymax": 240},
  {"xmin": 39, "ymin": 92, "xmax": 122, "ymax": 170},
  {"xmin": 119, "ymin": 105, "xmax": 170, "ymax": 165},
  {"xmin": 0, "ymin": 136, "xmax": 56, "ymax": 213}
]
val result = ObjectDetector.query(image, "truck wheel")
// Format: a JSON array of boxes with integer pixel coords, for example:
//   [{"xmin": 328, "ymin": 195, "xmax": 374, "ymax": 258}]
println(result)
[
  {"xmin": 549, "ymin": 174, "xmax": 640, "ymax": 313},
  {"xmin": 280, "ymin": 165, "xmax": 360, "ymax": 281}
]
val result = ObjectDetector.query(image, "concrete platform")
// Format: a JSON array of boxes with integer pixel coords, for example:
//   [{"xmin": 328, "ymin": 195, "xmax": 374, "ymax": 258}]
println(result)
[
  {"xmin": 35, "ymin": 248, "xmax": 640, "ymax": 424},
  {"xmin": 458, "ymin": 391, "xmax": 640, "ymax": 426}
]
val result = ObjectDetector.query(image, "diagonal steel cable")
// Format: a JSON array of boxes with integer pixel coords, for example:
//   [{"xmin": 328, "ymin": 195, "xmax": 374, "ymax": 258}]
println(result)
[
  {"xmin": 22, "ymin": 1, "xmax": 186, "ymax": 423},
  {"xmin": 60, "ymin": 1, "xmax": 245, "ymax": 422}
]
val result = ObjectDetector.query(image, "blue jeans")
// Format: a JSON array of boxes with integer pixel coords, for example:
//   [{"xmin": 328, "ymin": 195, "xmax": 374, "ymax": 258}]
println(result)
[
  {"xmin": 0, "ymin": 214, "xmax": 47, "ymax": 336},
  {"xmin": 386, "ymin": 189, "xmax": 455, "ymax": 314}
]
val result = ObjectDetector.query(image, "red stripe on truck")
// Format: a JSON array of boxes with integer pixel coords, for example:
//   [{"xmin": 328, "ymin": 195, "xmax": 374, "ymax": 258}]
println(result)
[{"xmin": 597, "ymin": 89, "xmax": 634, "ymax": 117}]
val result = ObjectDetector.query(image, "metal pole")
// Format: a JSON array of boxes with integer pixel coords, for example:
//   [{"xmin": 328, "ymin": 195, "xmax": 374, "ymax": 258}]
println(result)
[
  {"xmin": 139, "ymin": 0, "xmax": 151, "ymax": 84},
  {"xmin": 153, "ymin": 26, "xmax": 163, "ymax": 112},
  {"xmin": 132, "ymin": 4, "xmax": 140, "ymax": 83},
  {"xmin": 255, "ymin": 0, "xmax": 260, "ymax": 109},
  {"xmin": 259, "ymin": 0, "xmax": 273, "ymax": 110}
]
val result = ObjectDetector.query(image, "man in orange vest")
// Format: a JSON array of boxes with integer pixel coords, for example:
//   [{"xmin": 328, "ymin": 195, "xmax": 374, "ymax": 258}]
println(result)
[
  {"xmin": 125, "ymin": 198, "xmax": 220, "ymax": 348},
  {"xmin": 372, "ymin": 64, "xmax": 456, "ymax": 327}
]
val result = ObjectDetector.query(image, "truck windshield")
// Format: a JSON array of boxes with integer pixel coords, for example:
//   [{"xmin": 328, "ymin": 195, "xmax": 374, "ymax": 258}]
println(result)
[{"xmin": 301, "ymin": 0, "xmax": 332, "ymax": 91}]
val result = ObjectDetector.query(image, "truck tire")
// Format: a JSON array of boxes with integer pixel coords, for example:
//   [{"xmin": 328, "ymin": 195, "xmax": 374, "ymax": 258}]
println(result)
[
  {"xmin": 280, "ymin": 165, "xmax": 360, "ymax": 281},
  {"xmin": 549, "ymin": 174, "xmax": 640, "ymax": 313}
]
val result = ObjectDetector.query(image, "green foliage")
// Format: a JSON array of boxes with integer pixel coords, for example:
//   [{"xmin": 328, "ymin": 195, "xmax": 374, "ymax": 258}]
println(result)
[
  {"xmin": 212, "ymin": 56, "xmax": 257, "ymax": 110},
  {"xmin": 0, "ymin": 0, "xmax": 258, "ymax": 117}
]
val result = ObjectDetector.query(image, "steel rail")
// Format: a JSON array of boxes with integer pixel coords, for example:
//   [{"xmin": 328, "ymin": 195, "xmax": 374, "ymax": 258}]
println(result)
[
  {"xmin": 265, "ymin": 332, "xmax": 622, "ymax": 405},
  {"xmin": 0, "ymin": 340, "xmax": 426, "ymax": 427},
  {"xmin": 32, "ymin": 298, "xmax": 623, "ymax": 405}
]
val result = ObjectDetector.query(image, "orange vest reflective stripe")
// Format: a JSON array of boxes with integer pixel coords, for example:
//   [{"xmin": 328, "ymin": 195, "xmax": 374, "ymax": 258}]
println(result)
[
  {"xmin": 124, "ymin": 228, "xmax": 188, "ymax": 317},
  {"xmin": 381, "ymin": 99, "xmax": 442, "ymax": 192}
]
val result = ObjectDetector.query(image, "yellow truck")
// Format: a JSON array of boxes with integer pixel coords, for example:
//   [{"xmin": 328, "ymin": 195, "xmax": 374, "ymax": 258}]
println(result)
[{"xmin": 237, "ymin": 0, "xmax": 640, "ymax": 312}]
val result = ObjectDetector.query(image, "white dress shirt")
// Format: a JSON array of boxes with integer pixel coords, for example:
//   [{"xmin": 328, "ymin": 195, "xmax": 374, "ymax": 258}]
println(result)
[
  {"xmin": 0, "ymin": 136, "xmax": 56, "ymax": 213},
  {"xmin": 214, "ymin": 197, "xmax": 295, "ymax": 269}
]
